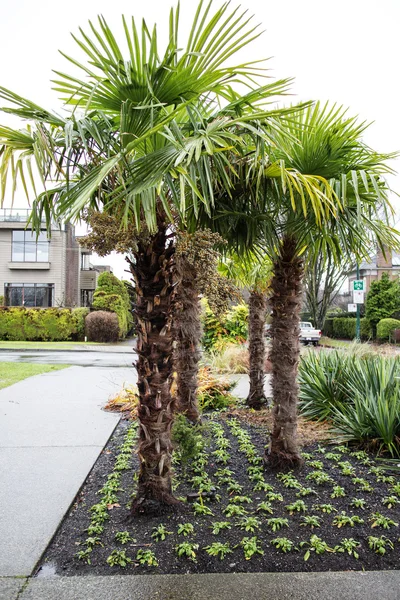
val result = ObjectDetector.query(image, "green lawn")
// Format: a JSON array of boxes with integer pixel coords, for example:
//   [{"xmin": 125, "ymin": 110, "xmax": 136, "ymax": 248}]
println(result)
[
  {"xmin": 0, "ymin": 363, "xmax": 69, "ymax": 390},
  {"xmin": 319, "ymin": 336, "xmax": 353, "ymax": 349},
  {"xmin": 0, "ymin": 341, "xmax": 101, "ymax": 350}
]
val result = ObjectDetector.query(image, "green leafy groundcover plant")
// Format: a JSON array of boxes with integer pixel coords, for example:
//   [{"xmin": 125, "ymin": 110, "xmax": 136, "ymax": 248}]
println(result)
[
  {"xmin": 0, "ymin": 307, "xmax": 89, "ymax": 341},
  {"xmin": 40, "ymin": 414, "xmax": 400, "ymax": 575},
  {"xmin": 299, "ymin": 351, "xmax": 400, "ymax": 456}
]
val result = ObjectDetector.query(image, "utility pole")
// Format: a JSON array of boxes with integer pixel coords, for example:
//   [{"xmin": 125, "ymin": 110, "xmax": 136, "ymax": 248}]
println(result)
[{"xmin": 355, "ymin": 263, "xmax": 361, "ymax": 342}]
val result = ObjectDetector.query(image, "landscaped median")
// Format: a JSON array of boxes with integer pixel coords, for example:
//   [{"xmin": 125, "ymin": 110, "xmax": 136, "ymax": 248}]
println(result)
[{"xmin": 0, "ymin": 362, "xmax": 69, "ymax": 390}]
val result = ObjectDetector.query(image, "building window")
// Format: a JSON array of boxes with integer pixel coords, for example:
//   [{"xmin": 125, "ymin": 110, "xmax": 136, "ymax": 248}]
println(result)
[
  {"xmin": 80, "ymin": 253, "xmax": 92, "ymax": 270},
  {"xmin": 4, "ymin": 283, "xmax": 54, "ymax": 307},
  {"xmin": 12, "ymin": 231, "xmax": 49, "ymax": 262},
  {"xmin": 80, "ymin": 289, "xmax": 94, "ymax": 307}
]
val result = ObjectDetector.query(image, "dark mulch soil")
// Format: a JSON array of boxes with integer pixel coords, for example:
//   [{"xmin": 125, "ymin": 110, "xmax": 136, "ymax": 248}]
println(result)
[{"xmin": 38, "ymin": 415, "xmax": 400, "ymax": 577}]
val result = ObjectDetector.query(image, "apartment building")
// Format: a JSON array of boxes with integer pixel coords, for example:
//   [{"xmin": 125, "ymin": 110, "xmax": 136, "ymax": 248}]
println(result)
[
  {"xmin": 347, "ymin": 247, "xmax": 400, "ymax": 294},
  {"xmin": 0, "ymin": 208, "xmax": 110, "ymax": 307}
]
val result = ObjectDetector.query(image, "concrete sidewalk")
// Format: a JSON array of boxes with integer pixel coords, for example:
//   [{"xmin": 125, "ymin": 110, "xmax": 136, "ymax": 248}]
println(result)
[
  {"xmin": 0, "ymin": 366, "xmax": 136, "ymax": 578},
  {"xmin": 2, "ymin": 571, "xmax": 400, "ymax": 600}
]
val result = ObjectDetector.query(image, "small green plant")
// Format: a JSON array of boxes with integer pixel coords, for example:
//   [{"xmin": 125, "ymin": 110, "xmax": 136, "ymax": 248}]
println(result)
[
  {"xmin": 325, "ymin": 452, "xmax": 341, "ymax": 462},
  {"xmin": 300, "ymin": 515, "xmax": 321, "ymax": 529},
  {"xmin": 367, "ymin": 535, "xmax": 394, "ymax": 555},
  {"xmin": 267, "ymin": 518, "xmax": 289, "ymax": 532},
  {"xmin": 204, "ymin": 542, "xmax": 233, "ymax": 560},
  {"xmin": 211, "ymin": 521, "xmax": 232, "ymax": 535},
  {"xmin": 271, "ymin": 537, "xmax": 295, "ymax": 553},
  {"xmin": 193, "ymin": 502, "xmax": 214, "ymax": 516},
  {"xmin": 335, "ymin": 538, "xmax": 360, "ymax": 559},
  {"xmin": 177, "ymin": 523, "xmax": 195, "ymax": 537},
  {"xmin": 331, "ymin": 485, "xmax": 346, "ymax": 498},
  {"xmin": 212, "ymin": 449, "xmax": 230, "ymax": 464},
  {"xmin": 151, "ymin": 525, "xmax": 173, "ymax": 542},
  {"xmin": 136, "ymin": 549, "xmax": 158, "ymax": 566},
  {"xmin": 296, "ymin": 487, "xmax": 317, "ymax": 498},
  {"xmin": 313, "ymin": 504, "xmax": 337, "ymax": 514},
  {"xmin": 370, "ymin": 512, "xmax": 399, "ymax": 530},
  {"xmin": 223, "ymin": 504, "xmax": 247, "ymax": 518},
  {"xmin": 256, "ymin": 501, "xmax": 274, "ymax": 514},
  {"xmin": 227, "ymin": 481, "xmax": 243, "ymax": 494},
  {"xmin": 382, "ymin": 495, "xmax": 398, "ymax": 509},
  {"xmin": 253, "ymin": 481, "xmax": 274, "ymax": 492},
  {"xmin": 107, "ymin": 550, "xmax": 132, "ymax": 568},
  {"xmin": 306, "ymin": 471, "xmax": 331, "ymax": 485},
  {"xmin": 176, "ymin": 542, "xmax": 199, "ymax": 562},
  {"xmin": 277, "ymin": 472, "xmax": 301, "ymax": 489},
  {"xmin": 230, "ymin": 495, "xmax": 252, "ymax": 505},
  {"xmin": 115, "ymin": 531, "xmax": 134, "ymax": 544},
  {"xmin": 285, "ymin": 500, "xmax": 307, "ymax": 515},
  {"xmin": 76, "ymin": 548, "xmax": 92, "ymax": 564},
  {"xmin": 237, "ymin": 517, "xmax": 261, "ymax": 533},
  {"xmin": 351, "ymin": 477, "xmax": 373, "ymax": 492},
  {"xmin": 332, "ymin": 512, "xmax": 364, "ymax": 528},
  {"xmin": 308, "ymin": 460, "xmax": 324, "ymax": 470},
  {"xmin": 266, "ymin": 491, "xmax": 283, "ymax": 502},
  {"xmin": 392, "ymin": 483, "xmax": 400, "ymax": 497},
  {"xmin": 349, "ymin": 498, "xmax": 367, "ymax": 510},
  {"xmin": 86, "ymin": 523, "xmax": 104, "ymax": 536},
  {"xmin": 300, "ymin": 535, "xmax": 333, "ymax": 561},
  {"xmin": 239, "ymin": 536, "xmax": 264, "ymax": 560},
  {"xmin": 301, "ymin": 452, "xmax": 312, "ymax": 460}
]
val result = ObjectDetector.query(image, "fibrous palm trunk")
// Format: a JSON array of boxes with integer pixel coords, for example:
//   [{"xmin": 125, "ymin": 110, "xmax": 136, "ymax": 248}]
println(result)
[
  {"xmin": 266, "ymin": 235, "xmax": 304, "ymax": 469},
  {"xmin": 247, "ymin": 290, "xmax": 268, "ymax": 410},
  {"xmin": 130, "ymin": 215, "xmax": 179, "ymax": 513},
  {"xmin": 175, "ymin": 256, "xmax": 201, "ymax": 422}
]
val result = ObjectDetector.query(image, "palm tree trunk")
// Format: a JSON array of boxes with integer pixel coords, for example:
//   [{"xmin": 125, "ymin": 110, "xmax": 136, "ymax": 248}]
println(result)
[
  {"xmin": 247, "ymin": 290, "xmax": 268, "ymax": 409},
  {"xmin": 129, "ymin": 215, "xmax": 179, "ymax": 513},
  {"xmin": 266, "ymin": 235, "xmax": 304, "ymax": 469},
  {"xmin": 175, "ymin": 256, "xmax": 201, "ymax": 422}
]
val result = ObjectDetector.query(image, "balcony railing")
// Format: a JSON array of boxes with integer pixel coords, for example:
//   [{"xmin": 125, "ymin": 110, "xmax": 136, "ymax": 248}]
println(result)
[{"xmin": 0, "ymin": 208, "xmax": 33, "ymax": 222}]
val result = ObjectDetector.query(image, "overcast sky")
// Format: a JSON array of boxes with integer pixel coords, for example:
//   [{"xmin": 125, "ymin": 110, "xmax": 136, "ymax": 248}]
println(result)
[{"xmin": 1, "ymin": 0, "xmax": 399, "ymax": 278}]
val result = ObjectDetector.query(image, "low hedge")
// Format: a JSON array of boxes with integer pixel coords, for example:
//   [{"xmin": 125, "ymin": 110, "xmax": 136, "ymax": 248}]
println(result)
[
  {"xmin": 332, "ymin": 317, "xmax": 372, "ymax": 340},
  {"xmin": 0, "ymin": 307, "xmax": 89, "ymax": 341},
  {"xmin": 376, "ymin": 318, "xmax": 400, "ymax": 341}
]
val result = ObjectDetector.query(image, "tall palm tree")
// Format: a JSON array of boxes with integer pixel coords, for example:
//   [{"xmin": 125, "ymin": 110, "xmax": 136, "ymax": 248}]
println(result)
[
  {"xmin": 261, "ymin": 103, "xmax": 399, "ymax": 468},
  {"xmin": 219, "ymin": 251, "xmax": 271, "ymax": 409},
  {"xmin": 0, "ymin": 2, "xmax": 295, "ymax": 511}
]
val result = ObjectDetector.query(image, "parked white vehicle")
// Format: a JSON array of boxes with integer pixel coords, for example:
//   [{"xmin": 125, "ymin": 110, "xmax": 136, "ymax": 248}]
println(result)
[{"xmin": 300, "ymin": 322, "xmax": 322, "ymax": 346}]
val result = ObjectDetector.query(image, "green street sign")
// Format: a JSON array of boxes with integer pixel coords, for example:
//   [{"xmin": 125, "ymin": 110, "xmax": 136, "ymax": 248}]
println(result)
[{"xmin": 353, "ymin": 280, "xmax": 364, "ymax": 291}]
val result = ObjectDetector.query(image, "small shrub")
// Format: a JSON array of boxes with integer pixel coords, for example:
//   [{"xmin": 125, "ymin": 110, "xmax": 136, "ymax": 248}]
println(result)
[
  {"xmin": 209, "ymin": 343, "xmax": 249, "ymax": 374},
  {"xmin": 85, "ymin": 311, "xmax": 119, "ymax": 343},
  {"xmin": 376, "ymin": 318, "xmax": 400, "ymax": 341},
  {"xmin": 172, "ymin": 414, "xmax": 207, "ymax": 467},
  {"xmin": 0, "ymin": 306, "xmax": 89, "ymax": 341}
]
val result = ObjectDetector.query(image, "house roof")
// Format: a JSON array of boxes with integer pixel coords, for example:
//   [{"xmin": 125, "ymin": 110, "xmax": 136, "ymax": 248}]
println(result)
[{"xmin": 356, "ymin": 253, "xmax": 400, "ymax": 271}]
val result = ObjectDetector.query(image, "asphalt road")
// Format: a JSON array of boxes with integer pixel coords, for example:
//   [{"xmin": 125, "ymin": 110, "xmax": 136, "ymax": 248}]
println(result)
[{"xmin": 0, "ymin": 350, "xmax": 137, "ymax": 368}]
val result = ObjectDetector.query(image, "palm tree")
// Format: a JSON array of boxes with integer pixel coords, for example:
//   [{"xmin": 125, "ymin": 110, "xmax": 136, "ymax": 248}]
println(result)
[
  {"xmin": 0, "ymin": 2, "xmax": 294, "ymax": 511},
  {"xmin": 261, "ymin": 103, "xmax": 399, "ymax": 468},
  {"xmin": 219, "ymin": 252, "xmax": 271, "ymax": 409}
]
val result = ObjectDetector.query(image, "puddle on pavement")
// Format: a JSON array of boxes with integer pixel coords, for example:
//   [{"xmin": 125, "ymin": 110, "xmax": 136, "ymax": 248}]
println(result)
[{"xmin": 36, "ymin": 562, "xmax": 59, "ymax": 578}]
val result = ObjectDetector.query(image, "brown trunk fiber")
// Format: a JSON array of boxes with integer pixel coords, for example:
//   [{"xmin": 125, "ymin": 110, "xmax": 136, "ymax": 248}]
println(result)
[
  {"xmin": 130, "ymin": 216, "xmax": 179, "ymax": 514},
  {"xmin": 247, "ymin": 290, "xmax": 268, "ymax": 410},
  {"xmin": 266, "ymin": 235, "xmax": 304, "ymax": 469},
  {"xmin": 174, "ymin": 256, "xmax": 201, "ymax": 422}
]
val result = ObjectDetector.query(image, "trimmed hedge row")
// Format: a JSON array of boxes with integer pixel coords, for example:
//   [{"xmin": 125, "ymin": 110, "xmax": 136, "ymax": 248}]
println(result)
[
  {"xmin": 323, "ymin": 316, "xmax": 400, "ymax": 342},
  {"xmin": 0, "ymin": 307, "xmax": 89, "ymax": 341}
]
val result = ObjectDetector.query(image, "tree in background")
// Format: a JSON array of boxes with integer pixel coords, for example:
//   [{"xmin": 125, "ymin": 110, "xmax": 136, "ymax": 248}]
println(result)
[
  {"xmin": 303, "ymin": 248, "xmax": 352, "ymax": 329},
  {"xmin": 92, "ymin": 272, "xmax": 132, "ymax": 338},
  {"xmin": 365, "ymin": 273, "xmax": 400, "ymax": 338},
  {"xmin": 219, "ymin": 252, "xmax": 271, "ymax": 409}
]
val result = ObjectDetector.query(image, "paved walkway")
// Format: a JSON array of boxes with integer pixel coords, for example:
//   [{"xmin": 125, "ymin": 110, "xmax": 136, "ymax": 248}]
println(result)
[
  {"xmin": 2, "ymin": 571, "xmax": 400, "ymax": 600},
  {"xmin": 0, "ymin": 366, "xmax": 135, "ymax": 577}
]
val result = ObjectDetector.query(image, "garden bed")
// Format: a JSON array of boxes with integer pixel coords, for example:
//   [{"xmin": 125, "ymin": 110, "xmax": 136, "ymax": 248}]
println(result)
[{"xmin": 38, "ymin": 415, "xmax": 400, "ymax": 577}]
